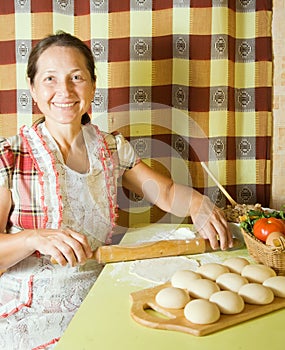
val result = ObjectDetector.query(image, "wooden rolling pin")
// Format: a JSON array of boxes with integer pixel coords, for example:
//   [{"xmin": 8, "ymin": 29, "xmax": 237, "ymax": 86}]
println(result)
[{"xmin": 50, "ymin": 237, "xmax": 243, "ymax": 264}]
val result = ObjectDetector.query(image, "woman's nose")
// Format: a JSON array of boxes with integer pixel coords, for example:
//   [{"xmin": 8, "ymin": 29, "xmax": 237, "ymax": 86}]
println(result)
[{"xmin": 56, "ymin": 80, "xmax": 73, "ymax": 96}]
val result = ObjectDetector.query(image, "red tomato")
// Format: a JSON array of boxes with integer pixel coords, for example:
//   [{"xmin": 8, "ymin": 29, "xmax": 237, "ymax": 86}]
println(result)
[{"xmin": 253, "ymin": 217, "xmax": 285, "ymax": 242}]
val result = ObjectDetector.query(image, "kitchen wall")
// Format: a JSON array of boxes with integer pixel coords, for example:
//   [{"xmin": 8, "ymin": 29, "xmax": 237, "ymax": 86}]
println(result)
[
  {"xmin": 272, "ymin": 0, "xmax": 285, "ymax": 209},
  {"xmin": 0, "ymin": 2, "xmax": 281, "ymax": 209}
]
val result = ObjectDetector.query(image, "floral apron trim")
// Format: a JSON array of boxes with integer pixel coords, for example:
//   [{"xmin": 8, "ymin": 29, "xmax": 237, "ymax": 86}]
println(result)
[
  {"xmin": 20, "ymin": 125, "xmax": 62, "ymax": 229},
  {"xmin": 0, "ymin": 275, "xmax": 34, "ymax": 318},
  {"xmin": 32, "ymin": 337, "xmax": 60, "ymax": 350},
  {"xmin": 92, "ymin": 125, "xmax": 118, "ymax": 244}
]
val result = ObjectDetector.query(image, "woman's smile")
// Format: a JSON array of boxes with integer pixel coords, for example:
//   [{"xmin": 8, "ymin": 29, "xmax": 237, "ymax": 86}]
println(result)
[{"xmin": 53, "ymin": 102, "xmax": 77, "ymax": 108}]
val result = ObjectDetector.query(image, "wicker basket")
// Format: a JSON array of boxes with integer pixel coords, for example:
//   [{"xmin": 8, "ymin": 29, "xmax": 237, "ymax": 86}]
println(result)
[{"xmin": 241, "ymin": 228, "xmax": 285, "ymax": 276}]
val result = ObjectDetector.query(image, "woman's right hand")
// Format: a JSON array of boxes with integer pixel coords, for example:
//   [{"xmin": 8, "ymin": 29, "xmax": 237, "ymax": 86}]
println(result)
[
  {"xmin": 26, "ymin": 227, "xmax": 93, "ymax": 267},
  {"xmin": 0, "ymin": 188, "xmax": 92, "ymax": 269}
]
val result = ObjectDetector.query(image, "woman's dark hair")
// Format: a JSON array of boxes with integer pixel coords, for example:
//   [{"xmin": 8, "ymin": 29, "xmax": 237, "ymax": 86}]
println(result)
[
  {"xmin": 33, "ymin": 113, "xmax": 91, "ymax": 126},
  {"xmin": 27, "ymin": 31, "xmax": 96, "ymax": 85},
  {"xmin": 28, "ymin": 31, "xmax": 94, "ymax": 125}
]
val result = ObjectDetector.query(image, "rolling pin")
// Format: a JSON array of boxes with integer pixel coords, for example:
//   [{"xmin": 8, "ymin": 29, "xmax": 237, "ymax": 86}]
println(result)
[{"xmin": 50, "ymin": 237, "xmax": 243, "ymax": 264}]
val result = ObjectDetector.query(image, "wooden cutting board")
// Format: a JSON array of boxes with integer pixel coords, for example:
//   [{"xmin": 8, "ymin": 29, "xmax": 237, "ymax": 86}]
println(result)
[{"xmin": 130, "ymin": 283, "xmax": 285, "ymax": 336}]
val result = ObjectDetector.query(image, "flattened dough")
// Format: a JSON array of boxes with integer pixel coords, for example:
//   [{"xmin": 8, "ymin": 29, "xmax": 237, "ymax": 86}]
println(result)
[{"xmin": 129, "ymin": 256, "xmax": 199, "ymax": 283}]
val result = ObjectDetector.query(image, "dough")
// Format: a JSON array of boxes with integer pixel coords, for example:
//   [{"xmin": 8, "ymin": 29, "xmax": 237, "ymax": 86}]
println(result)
[
  {"xmin": 238, "ymin": 283, "xmax": 274, "ymax": 305},
  {"xmin": 196, "ymin": 263, "xmax": 230, "ymax": 281},
  {"xmin": 209, "ymin": 290, "xmax": 245, "ymax": 314},
  {"xmin": 263, "ymin": 276, "xmax": 285, "ymax": 298},
  {"xmin": 222, "ymin": 257, "xmax": 250, "ymax": 274},
  {"xmin": 171, "ymin": 270, "xmax": 201, "ymax": 289},
  {"xmin": 216, "ymin": 272, "xmax": 248, "ymax": 293},
  {"xmin": 184, "ymin": 299, "xmax": 220, "ymax": 324},
  {"xmin": 187, "ymin": 278, "xmax": 220, "ymax": 299},
  {"xmin": 241, "ymin": 264, "xmax": 276, "ymax": 283},
  {"xmin": 129, "ymin": 256, "xmax": 199, "ymax": 283},
  {"xmin": 155, "ymin": 286, "xmax": 190, "ymax": 309}
]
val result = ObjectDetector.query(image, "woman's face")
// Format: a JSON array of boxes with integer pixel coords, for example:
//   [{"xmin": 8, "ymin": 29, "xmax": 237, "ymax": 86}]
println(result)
[{"xmin": 29, "ymin": 45, "xmax": 95, "ymax": 125}]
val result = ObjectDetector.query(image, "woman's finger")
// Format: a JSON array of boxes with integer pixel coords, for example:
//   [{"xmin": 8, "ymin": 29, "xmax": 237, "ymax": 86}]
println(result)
[
  {"xmin": 63, "ymin": 228, "xmax": 93, "ymax": 261},
  {"xmin": 41, "ymin": 228, "xmax": 91, "ymax": 266}
]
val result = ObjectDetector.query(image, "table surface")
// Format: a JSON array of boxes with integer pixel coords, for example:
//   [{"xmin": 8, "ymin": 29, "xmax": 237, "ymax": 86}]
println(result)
[{"xmin": 55, "ymin": 224, "xmax": 284, "ymax": 350}]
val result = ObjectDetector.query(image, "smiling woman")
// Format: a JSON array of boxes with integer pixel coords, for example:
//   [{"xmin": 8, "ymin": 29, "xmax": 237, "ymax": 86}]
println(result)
[{"xmin": 0, "ymin": 32, "xmax": 232, "ymax": 349}]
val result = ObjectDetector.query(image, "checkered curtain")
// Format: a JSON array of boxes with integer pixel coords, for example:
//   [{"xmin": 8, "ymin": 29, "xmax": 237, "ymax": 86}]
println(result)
[{"xmin": 0, "ymin": 0, "xmax": 272, "ymax": 229}]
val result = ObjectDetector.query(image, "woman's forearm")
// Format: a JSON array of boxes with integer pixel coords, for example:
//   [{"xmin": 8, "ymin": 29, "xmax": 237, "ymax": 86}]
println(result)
[
  {"xmin": 123, "ymin": 162, "xmax": 232, "ymax": 250},
  {"xmin": 0, "ymin": 231, "xmax": 36, "ymax": 269},
  {"xmin": 0, "ymin": 188, "xmax": 33, "ymax": 269}
]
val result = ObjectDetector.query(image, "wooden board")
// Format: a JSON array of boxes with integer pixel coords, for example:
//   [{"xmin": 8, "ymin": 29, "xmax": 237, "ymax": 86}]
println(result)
[{"xmin": 130, "ymin": 283, "xmax": 285, "ymax": 336}]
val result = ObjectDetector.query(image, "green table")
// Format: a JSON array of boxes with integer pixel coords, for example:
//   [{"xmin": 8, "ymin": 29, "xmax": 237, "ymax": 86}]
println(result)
[{"xmin": 56, "ymin": 224, "xmax": 284, "ymax": 350}]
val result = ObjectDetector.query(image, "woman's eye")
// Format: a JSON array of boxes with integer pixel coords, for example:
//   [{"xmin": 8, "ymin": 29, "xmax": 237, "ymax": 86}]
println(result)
[
  {"xmin": 45, "ymin": 76, "xmax": 54, "ymax": 82},
  {"xmin": 72, "ymin": 75, "xmax": 83, "ymax": 81}
]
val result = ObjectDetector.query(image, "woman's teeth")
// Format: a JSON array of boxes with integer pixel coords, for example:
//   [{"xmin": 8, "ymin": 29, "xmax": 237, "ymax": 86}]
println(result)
[{"xmin": 54, "ymin": 102, "xmax": 74, "ymax": 108}]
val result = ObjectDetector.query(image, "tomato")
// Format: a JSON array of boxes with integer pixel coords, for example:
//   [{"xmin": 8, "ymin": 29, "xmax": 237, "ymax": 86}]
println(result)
[{"xmin": 253, "ymin": 217, "xmax": 285, "ymax": 242}]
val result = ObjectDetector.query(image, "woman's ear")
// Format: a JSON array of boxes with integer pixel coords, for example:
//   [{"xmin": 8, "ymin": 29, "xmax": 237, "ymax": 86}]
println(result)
[
  {"xmin": 91, "ymin": 81, "xmax": 96, "ymax": 102},
  {"xmin": 27, "ymin": 77, "xmax": 37, "ymax": 103}
]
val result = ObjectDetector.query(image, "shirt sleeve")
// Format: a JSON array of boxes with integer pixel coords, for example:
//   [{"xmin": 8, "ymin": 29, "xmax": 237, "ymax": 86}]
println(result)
[
  {"xmin": 103, "ymin": 132, "xmax": 140, "ymax": 173},
  {"xmin": 0, "ymin": 139, "xmax": 14, "ymax": 189}
]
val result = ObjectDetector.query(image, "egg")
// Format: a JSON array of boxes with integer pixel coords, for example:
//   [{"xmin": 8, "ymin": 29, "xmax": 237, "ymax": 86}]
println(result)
[{"xmin": 265, "ymin": 231, "xmax": 285, "ymax": 247}]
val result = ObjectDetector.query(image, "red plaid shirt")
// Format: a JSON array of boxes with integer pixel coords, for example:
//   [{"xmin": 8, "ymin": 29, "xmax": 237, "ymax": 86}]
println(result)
[
  {"xmin": 0, "ymin": 124, "xmax": 139, "ymax": 233},
  {"xmin": 0, "ymin": 133, "xmax": 44, "ymax": 230}
]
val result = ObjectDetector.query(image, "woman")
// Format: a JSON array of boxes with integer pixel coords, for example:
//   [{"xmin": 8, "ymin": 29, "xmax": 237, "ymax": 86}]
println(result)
[{"xmin": 0, "ymin": 32, "xmax": 232, "ymax": 349}]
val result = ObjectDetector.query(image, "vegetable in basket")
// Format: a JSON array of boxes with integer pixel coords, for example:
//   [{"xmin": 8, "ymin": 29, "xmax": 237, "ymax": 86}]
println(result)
[
  {"xmin": 239, "ymin": 207, "xmax": 285, "ymax": 237},
  {"xmin": 252, "ymin": 217, "xmax": 285, "ymax": 242}
]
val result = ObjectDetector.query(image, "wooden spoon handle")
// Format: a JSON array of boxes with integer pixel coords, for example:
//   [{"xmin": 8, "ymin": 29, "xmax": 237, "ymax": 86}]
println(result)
[{"xmin": 201, "ymin": 162, "xmax": 238, "ymax": 207}]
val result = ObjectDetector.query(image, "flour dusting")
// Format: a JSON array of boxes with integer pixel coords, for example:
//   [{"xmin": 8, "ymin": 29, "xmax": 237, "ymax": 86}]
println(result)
[
  {"xmin": 132, "ymin": 227, "xmax": 196, "ymax": 244},
  {"xmin": 129, "ymin": 256, "xmax": 199, "ymax": 283}
]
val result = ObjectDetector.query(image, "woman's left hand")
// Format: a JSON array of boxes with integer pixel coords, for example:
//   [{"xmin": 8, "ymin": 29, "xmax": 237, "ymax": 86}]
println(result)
[{"xmin": 189, "ymin": 192, "xmax": 233, "ymax": 251}]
